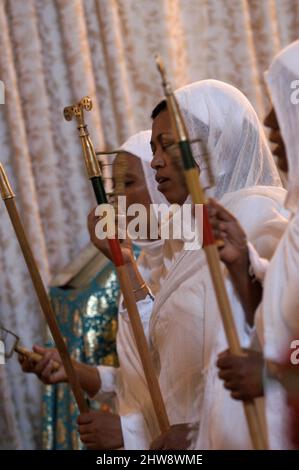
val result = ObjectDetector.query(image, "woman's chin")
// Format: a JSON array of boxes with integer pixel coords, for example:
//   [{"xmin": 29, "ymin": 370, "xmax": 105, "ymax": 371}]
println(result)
[{"xmin": 163, "ymin": 191, "xmax": 188, "ymax": 206}]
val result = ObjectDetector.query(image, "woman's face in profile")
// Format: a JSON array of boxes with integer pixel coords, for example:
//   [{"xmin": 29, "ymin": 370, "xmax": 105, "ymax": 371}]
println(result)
[
  {"xmin": 150, "ymin": 109, "xmax": 188, "ymax": 205},
  {"xmin": 264, "ymin": 107, "xmax": 288, "ymax": 173}
]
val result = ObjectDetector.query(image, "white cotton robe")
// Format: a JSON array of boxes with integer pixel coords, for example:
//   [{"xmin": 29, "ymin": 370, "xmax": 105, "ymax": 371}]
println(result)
[{"xmin": 195, "ymin": 187, "xmax": 288, "ymax": 450}]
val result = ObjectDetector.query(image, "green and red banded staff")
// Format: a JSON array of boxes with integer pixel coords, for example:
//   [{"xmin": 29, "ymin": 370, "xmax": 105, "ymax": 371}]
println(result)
[
  {"xmin": 155, "ymin": 55, "xmax": 267, "ymax": 450},
  {"xmin": 63, "ymin": 97, "xmax": 170, "ymax": 433}
]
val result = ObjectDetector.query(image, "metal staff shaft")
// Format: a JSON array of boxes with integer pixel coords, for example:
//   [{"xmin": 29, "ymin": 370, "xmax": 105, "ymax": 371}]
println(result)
[
  {"xmin": 64, "ymin": 98, "xmax": 170, "ymax": 433},
  {"xmin": 0, "ymin": 164, "xmax": 88, "ymax": 413},
  {"xmin": 155, "ymin": 56, "xmax": 267, "ymax": 450}
]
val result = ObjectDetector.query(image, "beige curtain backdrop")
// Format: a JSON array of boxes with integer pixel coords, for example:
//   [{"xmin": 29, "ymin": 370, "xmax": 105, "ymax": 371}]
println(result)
[{"xmin": 0, "ymin": 0, "xmax": 298, "ymax": 449}]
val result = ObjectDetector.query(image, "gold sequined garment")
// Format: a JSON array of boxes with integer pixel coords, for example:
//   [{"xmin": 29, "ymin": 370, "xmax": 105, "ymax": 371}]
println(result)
[{"xmin": 42, "ymin": 262, "xmax": 119, "ymax": 450}]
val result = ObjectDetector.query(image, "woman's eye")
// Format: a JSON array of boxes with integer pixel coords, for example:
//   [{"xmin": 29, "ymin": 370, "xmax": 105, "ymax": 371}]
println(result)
[{"xmin": 162, "ymin": 142, "xmax": 175, "ymax": 150}]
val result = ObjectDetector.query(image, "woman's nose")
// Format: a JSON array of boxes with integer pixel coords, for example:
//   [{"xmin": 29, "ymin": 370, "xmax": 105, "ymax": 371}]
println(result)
[{"xmin": 151, "ymin": 149, "xmax": 165, "ymax": 170}]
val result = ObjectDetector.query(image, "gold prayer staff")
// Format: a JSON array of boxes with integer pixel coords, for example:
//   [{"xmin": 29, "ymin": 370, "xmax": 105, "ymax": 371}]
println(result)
[{"xmin": 0, "ymin": 163, "xmax": 15, "ymax": 200}]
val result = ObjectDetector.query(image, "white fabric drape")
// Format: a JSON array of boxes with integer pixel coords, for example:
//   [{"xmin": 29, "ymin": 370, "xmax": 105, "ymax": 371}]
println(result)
[
  {"xmin": 253, "ymin": 211, "xmax": 299, "ymax": 450},
  {"xmin": 175, "ymin": 79, "xmax": 282, "ymax": 199},
  {"xmin": 195, "ymin": 187, "xmax": 289, "ymax": 450},
  {"xmin": 0, "ymin": 0, "xmax": 298, "ymax": 449},
  {"xmin": 254, "ymin": 39, "xmax": 299, "ymax": 449},
  {"xmin": 265, "ymin": 39, "xmax": 299, "ymax": 212},
  {"xmin": 149, "ymin": 186, "xmax": 287, "ymax": 447}
]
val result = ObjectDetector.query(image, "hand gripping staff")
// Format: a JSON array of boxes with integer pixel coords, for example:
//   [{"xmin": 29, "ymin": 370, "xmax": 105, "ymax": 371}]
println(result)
[
  {"xmin": 63, "ymin": 97, "xmax": 170, "ymax": 433},
  {"xmin": 155, "ymin": 56, "xmax": 267, "ymax": 450},
  {"xmin": 0, "ymin": 163, "xmax": 88, "ymax": 412},
  {"xmin": 0, "ymin": 325, "xmax": 60, "ymax": 370}
]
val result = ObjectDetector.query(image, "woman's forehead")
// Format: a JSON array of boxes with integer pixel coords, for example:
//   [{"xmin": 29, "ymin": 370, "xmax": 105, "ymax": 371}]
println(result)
[
  {"xmin": 113, "ymin": 152, "xmax": 143, "ymax": 174},
  {"xmin": 151, "ymin": 109, "xmax": 172, "ymax": 137}
]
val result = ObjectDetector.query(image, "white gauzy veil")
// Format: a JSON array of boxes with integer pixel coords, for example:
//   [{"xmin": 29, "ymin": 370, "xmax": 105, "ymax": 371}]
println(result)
[
  {"xmin": 98, "ymin": 130, "xmax": 169, "ymax": 238},
  {"xmin": 265, "ymin": 39, "xmax": 299, "ymax": 213},
  {"xmin": 175, "ymin": 79, "xmax": 282, "ymax": 200},
  {"xmin": 119, "ymin": 130, "xmax": 168, "ymax": 211}
]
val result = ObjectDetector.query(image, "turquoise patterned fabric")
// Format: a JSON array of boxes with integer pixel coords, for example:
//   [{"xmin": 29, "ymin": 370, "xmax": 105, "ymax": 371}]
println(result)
[{"xmin": 42, "ymin": 261, "xmax": 120, "ymax": 450}]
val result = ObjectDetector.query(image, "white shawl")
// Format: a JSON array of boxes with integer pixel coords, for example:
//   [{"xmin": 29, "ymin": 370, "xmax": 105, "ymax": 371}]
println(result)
[
  {"xmin": 195, "ymin": 187, "xmax": 288, "ymax": 450},
  {"xmin": 255, "ymin": 211, "xmax": 299, "ymax": 450},
  {"xmin": 265, "ymin": 39, "xmax": 299, "ymax": 213}
]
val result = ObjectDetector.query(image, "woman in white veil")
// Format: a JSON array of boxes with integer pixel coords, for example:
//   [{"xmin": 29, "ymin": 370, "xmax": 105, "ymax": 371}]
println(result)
[
  {"xmin": 248, "ymin": 39, "xmax": 299, "ymax": 449},
  {"xmin": 210, "ymin": 40, "xmax": 299, "ymax": 450},
  {"xmin": 97, "ymin": 130, "xmax": 170, "ymax": 450},
  {"xmin": 148, "ymin": 79, "xmax": 287, "ymax": 450}
]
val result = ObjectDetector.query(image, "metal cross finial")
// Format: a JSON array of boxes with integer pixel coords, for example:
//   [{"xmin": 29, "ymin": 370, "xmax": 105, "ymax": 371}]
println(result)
[
  {"xmin": 63, "ymin": 96, "xmax": 92, "ymax": 123},
  {"xmin": 63, "ymin": 97, "xmax": 101, "ymax": 179}
]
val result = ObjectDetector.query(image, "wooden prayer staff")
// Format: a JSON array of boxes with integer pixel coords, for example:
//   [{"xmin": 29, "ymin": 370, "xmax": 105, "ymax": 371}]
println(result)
[
  {"xmin": 63, "ymin": 97, "xmax": 170, "ymax": 433},
  {"xmin": 155, "ymin": 56, "xmax": 267, "ymax": 450},
  {"xmin": 0, "ymin": 163, "xmax": 88, "ymax": 413}
]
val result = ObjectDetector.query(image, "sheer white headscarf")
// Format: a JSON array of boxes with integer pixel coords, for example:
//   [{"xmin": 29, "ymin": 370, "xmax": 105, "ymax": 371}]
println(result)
[
  {"xmin": 265, "ymin": 39, "xmax": 299, "ymax": 213},
  {"xmin": 119, "ymin": 130, "xmax": 167, "ymax": 215},
  {"xmin": 175, "ymin": 79, "xmax": 282, "ymax": 198},
  {"xmin": 118, "ymin": 130, "xmax": 169, "ymax": 294}
]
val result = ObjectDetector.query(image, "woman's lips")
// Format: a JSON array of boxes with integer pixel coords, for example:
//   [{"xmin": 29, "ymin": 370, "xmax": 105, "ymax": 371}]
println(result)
[
  {"xmin": 269, "ymin": 130, "xmax": 283, "ymax": 146},
  {"xmin": 272, "ymin": 143, "xmax": 282, "ymax": 156},
  {"xmin": 269, "ymin": 130, "xmax": 285, "ymax": 158},
  {"xmin": 156, "ymin": 176, "xmax": 171, "ymax": 191}
]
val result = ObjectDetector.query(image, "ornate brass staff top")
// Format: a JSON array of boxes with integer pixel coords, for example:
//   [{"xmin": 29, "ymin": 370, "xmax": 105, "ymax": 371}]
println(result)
[
  {"xmin": 64, "ymin": 98, "xmax": 170, "ymax": 433},
  {"xmin": 155, "ymin": 56, "xmax": 267, "ymax": 450},
  {"xmin": 0, "ymin": 163, "xmax": 88, "ymax": 413}
]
